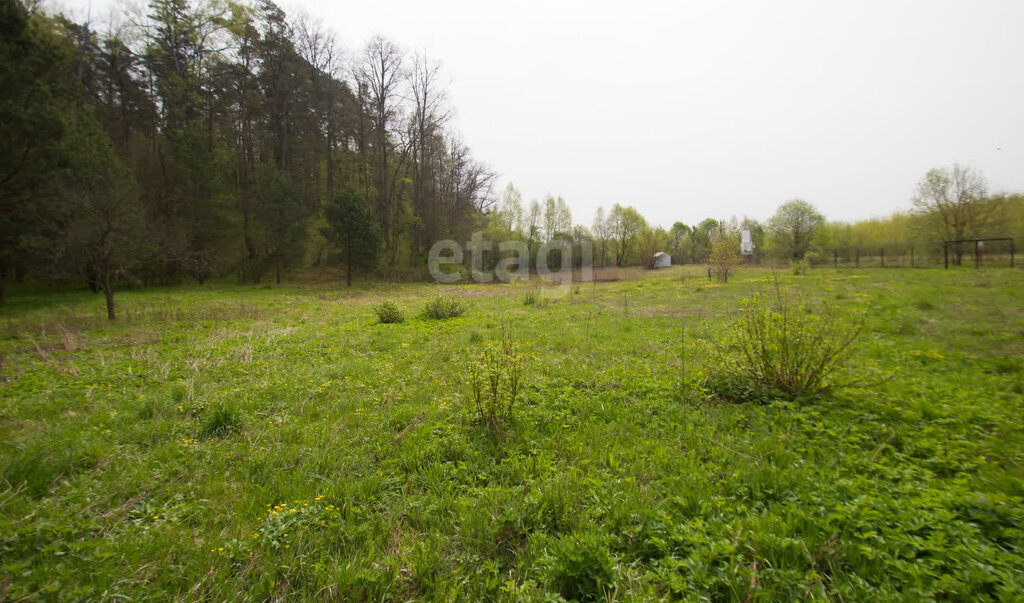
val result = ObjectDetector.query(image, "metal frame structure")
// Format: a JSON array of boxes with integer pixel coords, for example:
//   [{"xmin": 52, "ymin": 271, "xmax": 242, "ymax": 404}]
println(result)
[{"xmin": 943, "ymin": 238, "xmax": 1015, "ymax": 269}]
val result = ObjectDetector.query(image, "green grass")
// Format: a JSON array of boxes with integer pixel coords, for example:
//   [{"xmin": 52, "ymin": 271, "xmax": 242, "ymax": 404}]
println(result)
[{"xmin": 1, "ymin": 266, "xmax": 1022, "ymax": 600}]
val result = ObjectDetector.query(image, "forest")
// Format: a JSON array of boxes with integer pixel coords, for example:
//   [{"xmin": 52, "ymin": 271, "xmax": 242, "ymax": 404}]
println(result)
[{"xmin": 2, "ymin": 0, "xmax": 496, "ymax": 307}]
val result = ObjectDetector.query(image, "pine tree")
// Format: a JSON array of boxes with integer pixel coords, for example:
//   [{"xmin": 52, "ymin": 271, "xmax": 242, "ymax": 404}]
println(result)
[{"xmin": 321, "ymin": 188, "xmax": 381, "ymax": 286}]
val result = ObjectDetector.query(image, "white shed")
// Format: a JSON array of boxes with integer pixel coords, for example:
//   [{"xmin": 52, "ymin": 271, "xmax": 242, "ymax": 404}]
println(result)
[
  {"xmin": 740, "ymin": 229, "xmax": 754, "ymax": 255},
  {"xmin": 652, "ymin": 252, "xmax": 671, "ymax": 268}
]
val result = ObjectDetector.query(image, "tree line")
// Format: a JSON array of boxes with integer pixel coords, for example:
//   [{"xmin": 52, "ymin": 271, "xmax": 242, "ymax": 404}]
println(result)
[
  {"xmin": 1, "ymin": 0, "xmax": 495, "ymax": 316},
  {"xmin": 481, "ymin": 164, "xmax": 1021, "ymax": 274}
]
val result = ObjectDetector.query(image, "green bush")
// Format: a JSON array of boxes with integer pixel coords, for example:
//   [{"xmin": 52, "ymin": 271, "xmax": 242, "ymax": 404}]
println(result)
[
  {"xmin": 709, "ymin": 283, "xmax": 872, "ymax": 399},
  {"xmin": 790, "ymin": 259, "xmax": 809, "ymax": 275},
  {"xmin": 523, "ymin": 291, "xmax": 537, "ymax": 306},
  {"xmin": 467, "ymin": 331, "xmax": 524, "ymax": 426},
  {"xmin": 422, "ymin": 295, "xmax": 466, "ymax": 319},
  {"xmin": 372, "ymin": 299, "xmax": 405, "ymax": 324}
]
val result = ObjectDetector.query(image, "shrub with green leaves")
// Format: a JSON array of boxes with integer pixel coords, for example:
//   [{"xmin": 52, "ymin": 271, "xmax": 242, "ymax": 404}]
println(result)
[
  {"xmin": 467, "ymin": 331, "xmax": 524, "ymax": 426},
  {"xmin": 422, "ymin": 295, "xmax": 467, "ymax": 319},
  {"xmin": 372, "ymin": 299, "xmax": 405, "ymax": 324},
  {"xmin": 707, "ymin": 283, "xmax": 872, "ymax": 400},
  {"xmin": 523, "ymin": 291, "xmax": 537, "ymax": 306}
]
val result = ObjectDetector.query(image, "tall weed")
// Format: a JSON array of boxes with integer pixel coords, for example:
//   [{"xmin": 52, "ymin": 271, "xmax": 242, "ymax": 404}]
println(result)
[
  {"xmin": 467, "ymin": 330, "xmax": 524, "ymax": 426},
  {"xmin": 706, "ymin": 281, "xmax": 874, "ymax": 400}
]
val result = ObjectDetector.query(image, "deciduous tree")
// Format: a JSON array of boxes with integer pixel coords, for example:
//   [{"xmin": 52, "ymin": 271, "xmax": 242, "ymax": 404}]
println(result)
[
  {"xmin": 767, "ymin": 199, "xmax": 824, "ymax": 259},
  {"xmin": 608, "ymin": 204, "xmax": 646, "ymax": 267},
  {"xmin": 46, "ymin": 127, "xmax": 146, "ymax": 320},
  {"xmin": 709, "ymin": 230, "xmax": 740, "ymax": 282},
  {"xmin": 910, "ymin": 164, "xmax": 992, "ymax": 265}
]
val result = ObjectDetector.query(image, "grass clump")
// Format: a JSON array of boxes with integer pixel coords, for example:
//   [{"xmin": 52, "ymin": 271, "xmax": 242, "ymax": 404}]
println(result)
[
  {"xmin": 372, "ymin": 299, "xmax": 405, "ymax": 324},
  {"xmin": 201, "ymin": 403, "xmax": 243, "ymax": 438},
  {"xmin": 914, "ymin": 297, "xmax": 936, "ymax": 311},
  {"xmin": 467, "ymin": 331, "xmax": 524, "ymax": 427},
  {"xmin": 707, "ymin": 282, "xmax": 871, "ymax": 400},
  {"xmin": 523, "ymin": 291, "xmax": 538, "ymax": 305},
  {"xmin": 422, "ymin": 295, "xmax": 467, "ymax": 319},
  {"xmin": 1, "ymin": 435, "xmax": 104, "ymax": 498}
]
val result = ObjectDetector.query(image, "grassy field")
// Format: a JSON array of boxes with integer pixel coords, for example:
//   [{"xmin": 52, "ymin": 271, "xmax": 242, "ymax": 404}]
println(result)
[{"xmin": 1, "ymin": 266, "xmax": 1022, "ymax": 600}]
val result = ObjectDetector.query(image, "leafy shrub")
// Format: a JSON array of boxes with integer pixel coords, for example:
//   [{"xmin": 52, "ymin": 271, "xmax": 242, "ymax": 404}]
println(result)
[
  {"xmin": 547, "ymin": 533, "xmax": 616, "ymax": 602},
  {"xmin": 523, "ymin": 291, "xmax": 537, "ymax": 306},
  {"xmin": 422, "ymin": 295, "xmax": 466, "ymax": 319},
  {"xmin": 467, "ymin": 331, "xmax": 524, "ymax": 426},
  {"xmin": 201, "ymin": 403, "xmax": 243, "ymax": 438},
  {"xmin": 372, "ymin": 299, "xmax": 405, "ymax": 324},
  {"xmin": 790, "ymin": 259, "xmax": 809, "ymax": 275},
  {"xmin": 709, "ymin": 283, "xmax": 872, "ymax": 398}
]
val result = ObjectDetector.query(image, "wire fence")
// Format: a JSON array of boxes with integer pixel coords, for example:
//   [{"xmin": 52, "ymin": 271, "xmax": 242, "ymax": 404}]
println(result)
[{"xmin": 738, "ymin": 239, "xmax": 1018, "ymax": 270}]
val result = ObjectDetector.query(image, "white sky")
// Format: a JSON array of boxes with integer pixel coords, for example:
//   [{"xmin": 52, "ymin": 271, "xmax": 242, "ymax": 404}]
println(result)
[{"xmin": 69, "ymin": 0, "xmax": 1024, "ymax": 229}]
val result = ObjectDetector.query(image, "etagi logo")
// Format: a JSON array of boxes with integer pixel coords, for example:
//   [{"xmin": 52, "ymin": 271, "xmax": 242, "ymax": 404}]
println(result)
[{"xmin": 428, "ymin": 233, "xmax": 592, "ymax": 298}]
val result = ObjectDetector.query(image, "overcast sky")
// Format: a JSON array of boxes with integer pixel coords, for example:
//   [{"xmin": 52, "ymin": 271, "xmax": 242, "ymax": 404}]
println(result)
[{"xmin": 71, "ymin": 0, "xmax": 1023, "ymax": 229}]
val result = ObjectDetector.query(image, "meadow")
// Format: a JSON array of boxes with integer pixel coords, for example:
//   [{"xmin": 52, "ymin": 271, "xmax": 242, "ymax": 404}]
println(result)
[{"xmin": 1, "ymin": 266, "xmax": 1022, "ymax": 600}]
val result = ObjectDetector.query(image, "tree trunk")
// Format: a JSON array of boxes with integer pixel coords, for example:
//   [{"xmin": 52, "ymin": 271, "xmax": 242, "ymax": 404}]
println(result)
[
  {"xmin": 346, "ymin": 243, "xmax": 352, "ymax": 287},
  {"xmin": 326, "ymin": 88, "xmax": 335, "ymax": 201},
  {"xmin": 276, "ymin": 257, "xmax": 281, "ymax": 284},
  {"xmin": 103, "ymin": 272, "xmax": 116, "ymax": 320},
  {"xmin": 0, "ymin": 255, "xmax": 9, "ymax": 303}
]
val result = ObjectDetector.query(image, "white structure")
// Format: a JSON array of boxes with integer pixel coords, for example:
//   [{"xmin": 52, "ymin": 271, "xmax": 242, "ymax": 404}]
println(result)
[
  {"xmin": 740, "ymin": 228, "xmax": 754, "ymax": 255},
  {"xmin": 652, "ymin": 251, "xmax": 671, "ymax": 268}
]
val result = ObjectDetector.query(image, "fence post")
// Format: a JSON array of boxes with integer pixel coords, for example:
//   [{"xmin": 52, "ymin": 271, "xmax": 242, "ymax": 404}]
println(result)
[
  {"xmin": 834, "ymin": 249, "xmax": 838, "ymax": 269},
  {"xmin": 975, "ymin": 241, "xmax": 980, "ymax": 269},
  {"xmin": 881, "ymin": 248, "xmax": 885, "ymax": 268},
  {"xmin": 944, "ymin": 242, "xmax": 948, "ymax": 269},
  {"xmin": 856, "ymin": 248, "xmax": 860, "ymax": 268}
]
